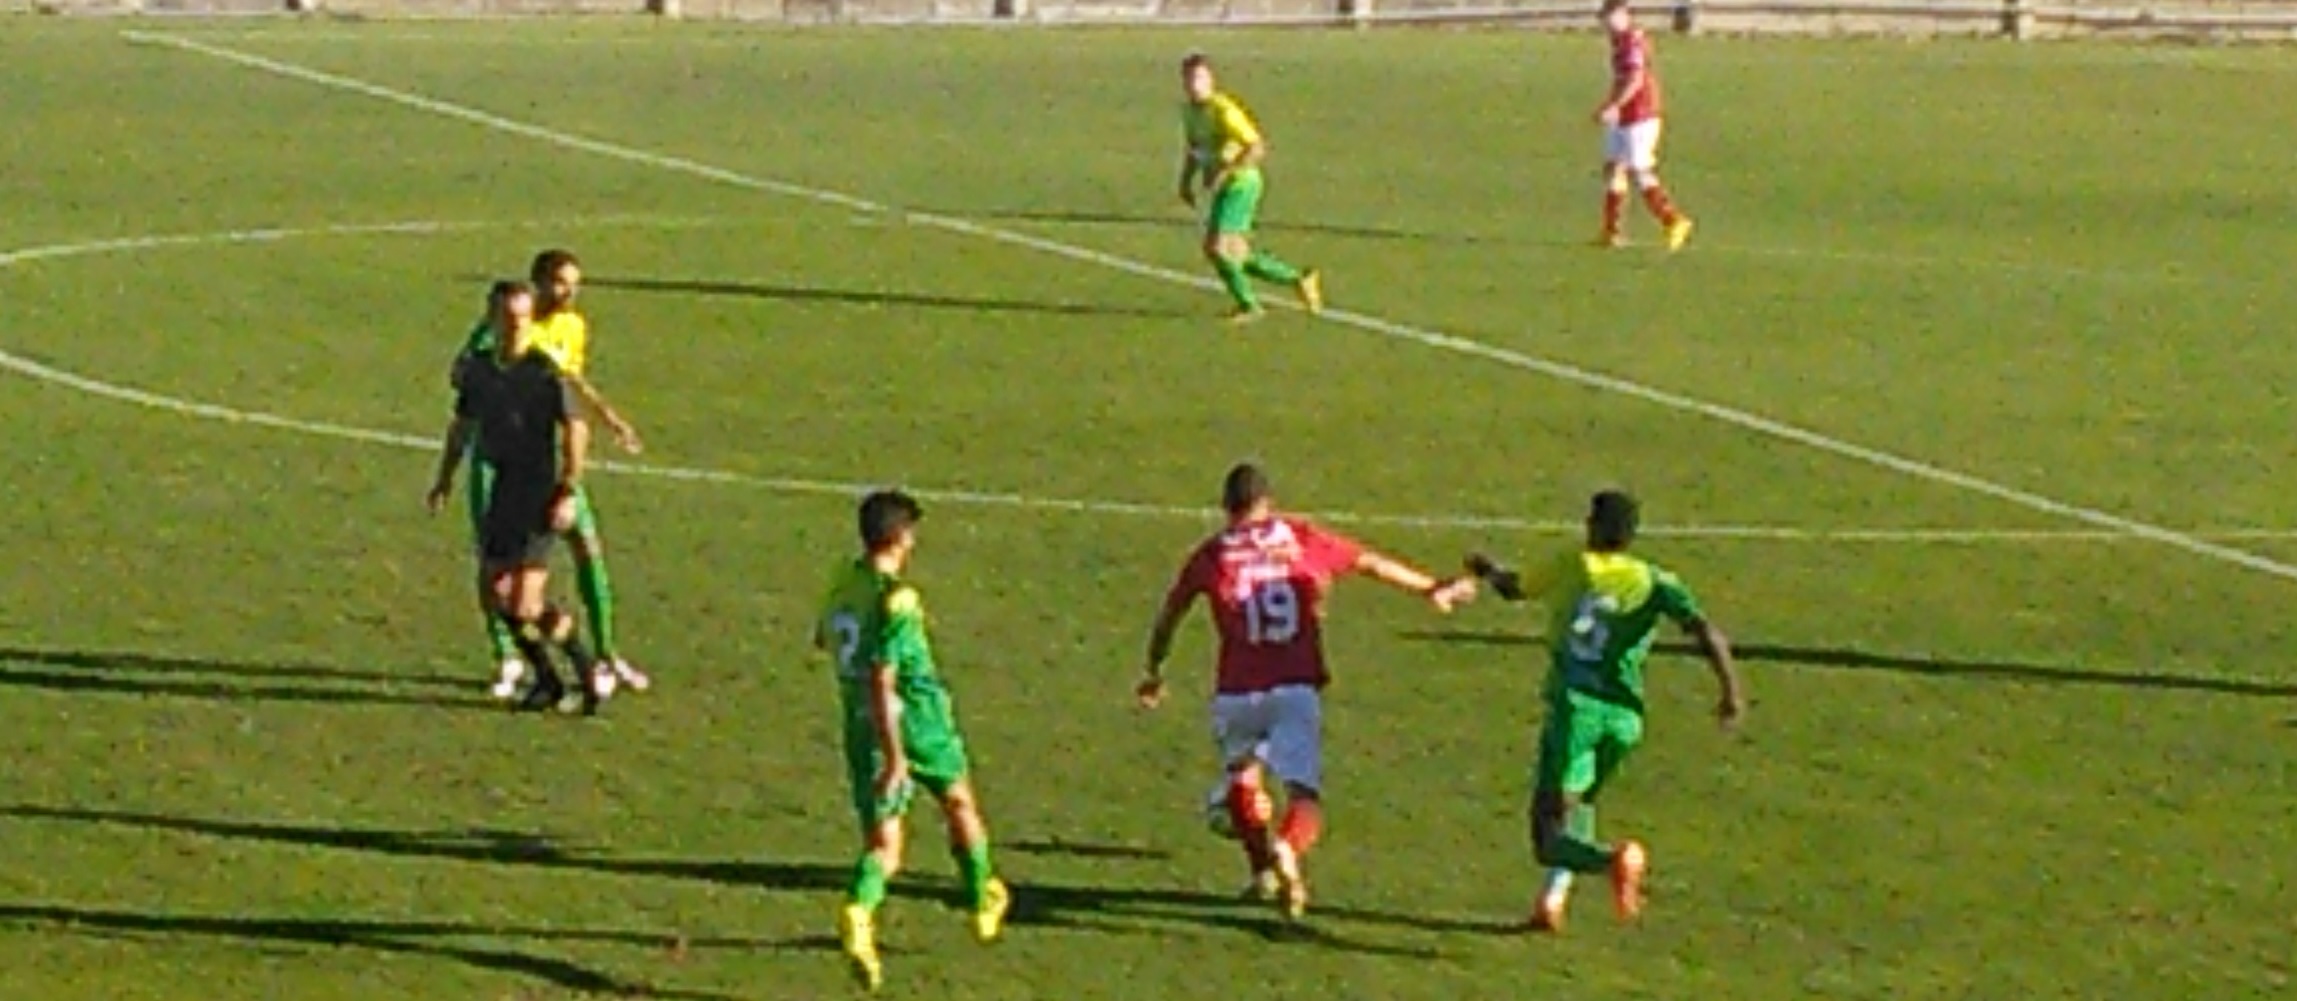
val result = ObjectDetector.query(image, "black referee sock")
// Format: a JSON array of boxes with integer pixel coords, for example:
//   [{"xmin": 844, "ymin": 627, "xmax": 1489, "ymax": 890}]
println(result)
[
  {"xmin": 497, "ymin": 612, "xmax": 563, "ymax": 690},
  {"xmin": 536, "ymin": 606, "xmax": 597, "ymax": 676}
]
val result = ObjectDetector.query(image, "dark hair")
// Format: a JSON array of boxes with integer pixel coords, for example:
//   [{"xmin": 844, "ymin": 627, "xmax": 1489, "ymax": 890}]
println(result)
[
  {"xmin": 1587, "ymin": 490, "xmax": 1640, "ymax": 551},
  {"xmin": 1221, "ymin": 462, "xmax": 1272, "ymax": 516},
  {"xmin": 488, "ymin": 279, "xmax": 535, "ymax": 309},
  {"xmin": 529, "ymin": 248, "xmax": 581, "ymax": 283},
  {"xmin": 858, "ymin": 490, "xmax": 924, "ymax": 552},
  {"xmin": 1598, "ymin": 0, "xmax": 1632, "ymax": 15},
  {"xmin": 1180, "ymin": 51, "xmax": 1211, "ymax": 74}
]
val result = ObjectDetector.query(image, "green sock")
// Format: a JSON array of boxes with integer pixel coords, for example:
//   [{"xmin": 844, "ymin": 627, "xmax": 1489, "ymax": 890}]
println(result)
[
  {"xmin": 955, "ymin": 839, "xmax": 996, "ymax": 910},
  {"xmin": 850, "ymin": 853, "xmax": 890, "ymax": 911},
  {"xmin": 1213, "ymin": 258, "xmax": 1258, "ymax": 311},
  {"xmin": 1540, "ymin": 804, "xmax": 1614, "ymax": 875},
  {"xmin": 484, "ymin": 611, "xmax": 518, "ymax": 661},
  {"xmin": 1243, "ymin": 250, "xmax": 1303, "ymax": 285},
  {"xmin": 575, "ymin": 554, "xmax": 617, "ymax": 658}
]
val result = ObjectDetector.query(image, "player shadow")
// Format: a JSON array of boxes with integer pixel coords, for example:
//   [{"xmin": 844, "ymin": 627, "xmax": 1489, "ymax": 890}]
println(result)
[
  {"xmin": 582, "ymin": 275, "xmax": 1194, "ymax": 321},
  {"xmin": 1397, "ymin": 631, "xmax": 2297, "ymax": 699},
  {"xmin": 930, "ymin": 206, "xmax": 1532, "ymax": 249},
  {"xmin": 1002, "ymin": 837, "xmax": 1173, "ymax": 861},
  {"xmin": 0, "ymin": 901, "xmax": 789, "ymax": 1000},
  {"xmin": 2, "ymin": 805, "xmax": 1458, "ymax": 956},
  {"xmin": 0, "ymin": 645, "xmax": 490, "ymax": 712}
]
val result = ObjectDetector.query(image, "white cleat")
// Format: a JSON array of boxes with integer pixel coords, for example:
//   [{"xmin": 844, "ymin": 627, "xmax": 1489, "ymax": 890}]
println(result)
[
  {"xmin": 610, "ymin": 658, "xmax": 651, "ymax": 693},
  {"xmin": 490, "ymin": 659, "xmax": 528, "ymax": 701},
  {"xmin": 589, "ymin": 663, "xmax": 619, "ymax": 701}
]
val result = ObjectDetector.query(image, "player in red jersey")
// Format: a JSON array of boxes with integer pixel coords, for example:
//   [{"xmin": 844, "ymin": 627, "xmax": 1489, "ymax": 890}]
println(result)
[
  {"xmin": 1136, "ymin": 463, "xmax": 1476, "ymax": 919},
  {"xmin": 1595, "ymin": 0, "xmax": 1694, "ymax": 251}
]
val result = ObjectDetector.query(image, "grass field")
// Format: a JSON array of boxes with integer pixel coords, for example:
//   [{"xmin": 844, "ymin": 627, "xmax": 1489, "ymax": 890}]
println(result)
[{"xmin": 3, "ymin": 16, "xmax": 2295, "ymax": 1000}]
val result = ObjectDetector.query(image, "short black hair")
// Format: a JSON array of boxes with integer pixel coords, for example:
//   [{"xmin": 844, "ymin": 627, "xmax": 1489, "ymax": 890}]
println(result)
[
  {"xmin": 488, "ymin": 279, "xmax": 535, "ymax": 308},
  {"xmin": 1221, "ymin": 462, "xmax": 1272, "ymax": 516},
  {"xmin": 1180, "ymin": 51, "xmax": 1211, "ymax": 74},
  {"xmin": 529, "ymin": 248, "xmax": 581, "ymax": 283},
  {"xmin": 1598, "ymin": 0, "xmax": 1632, "ymax": 15},
  {"xmin": 858, "ymin": 489, "xmax": 924, "ymax": 552},
  {"xmin": 1587, "ymin": 489, "xmax": 1640, "ymax": 551}
]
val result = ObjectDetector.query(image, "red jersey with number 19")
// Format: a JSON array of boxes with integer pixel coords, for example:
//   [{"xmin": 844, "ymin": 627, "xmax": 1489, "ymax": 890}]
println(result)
[{"xmin": 1168, "ymin": 517, "xmax": 1366, "ymax": 695}]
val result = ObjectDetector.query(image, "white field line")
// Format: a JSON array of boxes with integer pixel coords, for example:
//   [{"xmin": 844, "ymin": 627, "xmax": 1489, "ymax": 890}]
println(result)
[
  {"xmin": 94, "ymin": 33, "xmax": 2297, "ymax": 579},
  {"xmin": 2, "ymin": 219, "xmax": 2215, "ymax": 545}
]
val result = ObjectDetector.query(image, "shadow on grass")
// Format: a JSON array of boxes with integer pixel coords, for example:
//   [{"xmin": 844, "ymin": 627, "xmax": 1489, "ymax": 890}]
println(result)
[
  {"xmin": 0, "ymin": 646, "xmax": 489, "ymax": 712},
  {"xmin": 1002, "ymin": 838, "xmax": 1173, "ymax": 862},
  {"xmin": 1, "ymin": 806, "xmax": 1468, "ymax": 956},
  {"xmin": 1399, "ymin": 632, "xmax": 2297, "ymax": 699},
  {"xmin": 920, "ymin": 206, "xmax": 1540, "ymax": 250},
  {"xmin": 0, "ymin": 902, "xmax": 785, "ymax": 1000},
  {"xmin": 584, "ymin": 276, "xmax": 1194, "ymax": 321}
]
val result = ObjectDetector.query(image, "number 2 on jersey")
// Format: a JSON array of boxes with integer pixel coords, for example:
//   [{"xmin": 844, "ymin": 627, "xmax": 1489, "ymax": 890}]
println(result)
[
  {"xmin": 1242, "ymin": 579, "xmax": 1302, "ymax": 646},
  {"xmin": 829, "ymin": 613, "xmax": 864, "ymax": 673},
  {"xmin": 1566, "ymin": 593, "xmax": 1614, "ymax": 662}
]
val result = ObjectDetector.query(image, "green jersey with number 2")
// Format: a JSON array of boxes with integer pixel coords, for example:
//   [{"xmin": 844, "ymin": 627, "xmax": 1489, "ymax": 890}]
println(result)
[{"xmin": 1528, "ymin": 550, "xmax": 1705, "ymax": 714}]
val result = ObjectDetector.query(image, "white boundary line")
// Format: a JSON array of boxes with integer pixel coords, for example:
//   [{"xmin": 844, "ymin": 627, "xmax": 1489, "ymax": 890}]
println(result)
[
  {"xmin": 78, "ymin": 34, "xmax": 2297, "ymax": 578},
  {"xmin": 7, "ymin": 220, "xmax": 2297, "ymax": 546}
]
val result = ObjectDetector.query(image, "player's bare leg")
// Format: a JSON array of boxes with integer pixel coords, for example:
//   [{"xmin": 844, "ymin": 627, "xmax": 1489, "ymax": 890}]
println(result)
[
  {"xmin": 1598, "ymin": 163, "xmax": 1630, "ymax": 248},
  {"xmin": 842, "ymin": 818, "xmax": 904, "ymax": 992},
  {"xmin": 936, "ymin": 780, "xmax": 1010, "ymax": 943}
]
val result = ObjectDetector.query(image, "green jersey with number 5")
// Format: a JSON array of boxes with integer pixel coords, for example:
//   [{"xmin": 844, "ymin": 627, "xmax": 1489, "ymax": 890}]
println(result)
[
  {"xmin": 1523, "ymin": 550, "xmax": 1704, "ymax": 713},
  {"xmin": 818, "ymin": 559, "xmax": 955, "ymax": 733}
]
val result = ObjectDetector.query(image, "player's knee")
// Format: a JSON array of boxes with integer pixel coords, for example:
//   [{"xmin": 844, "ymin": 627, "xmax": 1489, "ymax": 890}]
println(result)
[{"xmin": 1631, "ymin": 168, "xmax": 1661, "ymax": 191}]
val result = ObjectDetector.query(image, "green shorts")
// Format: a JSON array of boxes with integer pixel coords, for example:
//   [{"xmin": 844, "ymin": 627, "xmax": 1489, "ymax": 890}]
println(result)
[
  {"xmin": 1205, "ymin": 167, "xmax": 1266, "ymax": 237},
  {"xmin": 843, "ymin": 696, "xmax": 972, "ymax": 834},
  {"xmin": 466, "ymin": 457, "xmax": 601, "ymax": 552},
  {"xmin": 1533, "ymin": 690, "xmax": 1645, "ymax": 801}
]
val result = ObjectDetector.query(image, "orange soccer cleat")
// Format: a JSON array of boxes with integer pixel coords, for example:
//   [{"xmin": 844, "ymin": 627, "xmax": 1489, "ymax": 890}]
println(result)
[{"xmin": 1611, "ymin": 840, "xmax": 1649, "ymax": 921}]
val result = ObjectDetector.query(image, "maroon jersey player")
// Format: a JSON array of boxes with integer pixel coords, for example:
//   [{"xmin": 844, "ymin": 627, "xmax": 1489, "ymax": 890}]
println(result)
[
  {"xmin": 1596, "ymin": 0, "xmax": 1694, "ymax": 251},
  {"xmin": 1138, "ymin": 463, "xmax": 1476, "ymax": 919}
]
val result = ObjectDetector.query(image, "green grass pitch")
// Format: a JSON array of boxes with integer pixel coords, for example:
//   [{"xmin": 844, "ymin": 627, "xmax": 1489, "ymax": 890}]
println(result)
[{"xmin": 1, "ymin": 16, "xmax": 2293, "ymax": 1000}]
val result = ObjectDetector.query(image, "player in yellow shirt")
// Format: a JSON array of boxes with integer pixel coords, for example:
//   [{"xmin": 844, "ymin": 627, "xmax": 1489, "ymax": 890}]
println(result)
[
  {"xmin": 454, "ymin": 250, "xmax": 648, "ymax": 705},
  {"xmin": 1178, "ymin": 52, "xmax": 1323, "ymax": 324}
]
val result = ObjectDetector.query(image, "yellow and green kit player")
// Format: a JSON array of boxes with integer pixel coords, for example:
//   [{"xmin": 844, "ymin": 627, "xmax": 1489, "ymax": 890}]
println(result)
[
  {"xmin": 816, "ymin": 490, "xmax": 1010, "ymax": 992},
  {"xmin": 1463, "ymin": 490, "xmax": 1746, "ymax": 933},
  {"xmin": 453, "ymin": 249, "xmax": 645, "ymax": 704},
  {"xmin": 1177, "ymin": 52, "xmax": 1323, "ymax": 324}
]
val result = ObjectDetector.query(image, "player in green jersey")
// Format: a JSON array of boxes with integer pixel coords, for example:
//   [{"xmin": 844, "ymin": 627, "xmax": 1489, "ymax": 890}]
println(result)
[
  {"xmin": 814, "ymin": 490, "xmax": 1009, "ymax": 993},
  {"xmin": 1177, "ymin": 52, "xmax": 1323, "ymax": 323},
  {"xmin": 1461, "ymin": 490, "xmax": 1745, "ymax": 932}
]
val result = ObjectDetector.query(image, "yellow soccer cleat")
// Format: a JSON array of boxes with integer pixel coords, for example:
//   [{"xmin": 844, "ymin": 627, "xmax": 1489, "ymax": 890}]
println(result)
[
  {"xmin": 1271, "ymin": 842, "xmax": 1309, "ymax": 921},
  {"xmin": 1225, "ymin": 306, "xmax": 1267, "ymax": 326},
  {"xmin": 838, "ymin": 903, "xmax": 884, "ymax": 992},
  {"xmin": 1594, "ymin": 231, "xmax": 1625, "ymax": 249},
  {"xmin": 973, "ymin": 877, "xmax": 1012, "ymax": 943},
  {"xmin": 1297, "ymin": 270, "xmax": 1325, "ymax": 315},
  {"xmin": 1665, "ymin": 217, "xmax": 1695, "ymax": 252}
]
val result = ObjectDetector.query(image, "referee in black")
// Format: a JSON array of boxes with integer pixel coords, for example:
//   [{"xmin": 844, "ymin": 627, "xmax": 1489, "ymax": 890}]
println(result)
[{"xmin": 428, "ymin": 279, "xmax": 605, "ymax": 715}]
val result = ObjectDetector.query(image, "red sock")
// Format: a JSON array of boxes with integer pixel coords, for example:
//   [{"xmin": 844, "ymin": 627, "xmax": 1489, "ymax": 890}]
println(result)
[
  {"xmin": 1640, "ymin": 185, "xmax": 1682, "ymax": 226},
  {"xmin": 1601, "ymin": 189, "xmax": 1626, "ymax": 237},
  {"xmin": 1278, "ymin": 797, "xmax": 1324, "ymax": 857},
  {"xmin": 1227, "ymin": 773, "xmax": 1277, "ymax": 872}
]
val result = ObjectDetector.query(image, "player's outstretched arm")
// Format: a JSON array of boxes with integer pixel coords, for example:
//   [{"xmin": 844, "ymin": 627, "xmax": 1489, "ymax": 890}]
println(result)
[
  {"xmin": 1355, "ymin": 551, "xmax": 1473, "ymax": 612},
  {"xmin": 425, "ymin": 416, "xmax": 473, "ymax": 513},
  {"xmin": 1465, "ymin": 553, "xmax": 1530, "ymax": 602},
  {"xmin": 1686, "ymin": 618, "xmax": 1746, "ymax": 728},
  {"xmin": 564, "ymin": 372, "xmax": 643, "ymax": 455}
]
